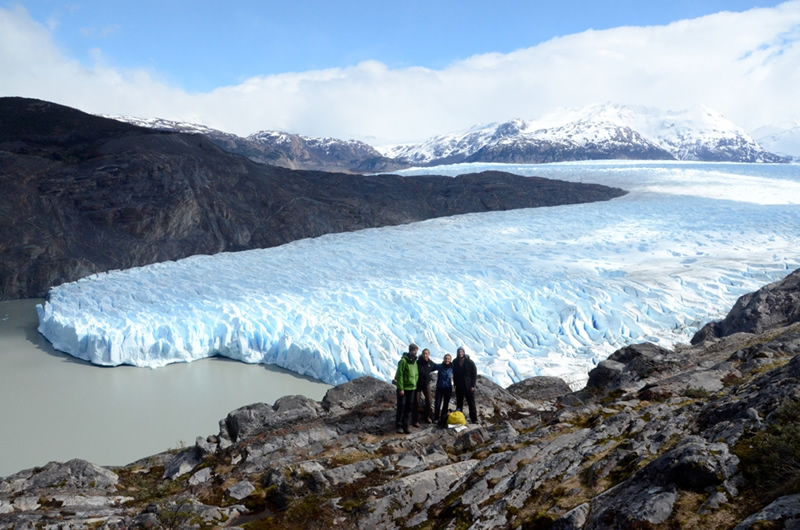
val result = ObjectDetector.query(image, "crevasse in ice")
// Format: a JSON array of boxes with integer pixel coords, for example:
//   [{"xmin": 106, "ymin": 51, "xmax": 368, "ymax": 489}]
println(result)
[{"xmin": 37, "ymin": 161, "xmax": 800, "ymax": 387}]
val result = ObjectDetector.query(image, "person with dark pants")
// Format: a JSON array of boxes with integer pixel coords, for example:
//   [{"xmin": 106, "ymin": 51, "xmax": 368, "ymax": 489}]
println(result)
[
  {"xmin": 453, "ymin": 346, "xmax": 478, "ymax": 423},
  {"xmin": 412, "ymin": 348, "xmax": 438, "ymax": 425},
  {"xmin": 394, "ymin": 343, "xmax": 419, "ymax": 434},
  {"xmin": 434, "ymin": 353, "xmax": 454, "ymax": 427},
  {"xmin": 394, "ymin": 387, "xmax": 403, "ymax": 429}
]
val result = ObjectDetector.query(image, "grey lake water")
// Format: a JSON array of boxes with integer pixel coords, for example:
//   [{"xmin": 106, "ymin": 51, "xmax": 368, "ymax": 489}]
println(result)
[{"xmin": 0, "ymin": 299, "xmax": 331, "ymax": 478}]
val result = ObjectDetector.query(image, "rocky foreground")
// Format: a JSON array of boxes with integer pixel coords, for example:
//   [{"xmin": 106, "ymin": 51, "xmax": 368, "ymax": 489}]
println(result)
[{"xmin": 3, "ymin": 269, "xmax": 800, "ymax": 529}]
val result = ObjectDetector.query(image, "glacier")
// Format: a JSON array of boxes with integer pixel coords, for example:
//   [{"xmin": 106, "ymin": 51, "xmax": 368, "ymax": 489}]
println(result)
[{"xmin": 37, "ymin": 161, "xmax": 800, "ymax": 388}]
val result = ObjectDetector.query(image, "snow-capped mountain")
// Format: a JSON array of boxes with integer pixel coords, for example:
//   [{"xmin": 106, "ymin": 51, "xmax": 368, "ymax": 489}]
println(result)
[
  {"xmin": 101, "ymin": 114, "xmax": 299, "ymax": 167},
  {"xmin": 754, "ymin": 124, "xmax": 800, "ymax": 162},
  {"xmin": 101, "ymin": 115, "xmax": 221, "ymax": 135},
  {"xmin": 625, "ymin": 104, "xmax": 787, "ymax": 163},
  {"xmin": 379, "ymin": 104, "xmax": 788, "ymax": 165},
  {"xmin": 105, "ymin": 103, "xmax": 789, "ymax": 171}
]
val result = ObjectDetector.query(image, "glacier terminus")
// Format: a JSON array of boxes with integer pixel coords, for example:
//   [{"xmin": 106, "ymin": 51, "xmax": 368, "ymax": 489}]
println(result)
[{"xmin": 37, "ymin": 161, "xmax": 800, "ymax": 388}]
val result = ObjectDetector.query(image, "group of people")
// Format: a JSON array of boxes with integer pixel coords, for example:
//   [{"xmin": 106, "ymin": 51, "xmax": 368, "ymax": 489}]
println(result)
[{"xmin": 393, "ymin": 343, "xmax": 478, "ymax": 434}]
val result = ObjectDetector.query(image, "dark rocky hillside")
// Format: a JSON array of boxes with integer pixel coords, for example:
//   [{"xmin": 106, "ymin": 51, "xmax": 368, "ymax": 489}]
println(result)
[
  {"xmin": 0, "ymin": 97, "xmax": 627, "ymax": 301},
  {"xmin": 3, "ymin": 269, "xmax": 800, "ymax": 528}
]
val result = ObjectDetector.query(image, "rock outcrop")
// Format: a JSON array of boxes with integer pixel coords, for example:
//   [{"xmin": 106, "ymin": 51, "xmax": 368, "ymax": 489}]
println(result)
[
  {"xmin": 0, "ymin": 97, "xmax": 627, "ymax": 301},
  {"xmin": 691, "ymin": 268, "xmax": 800, "ymax": 344},
  {"xmin": 4, "ymin": 268, "xmax": 800, "ymax": 528}
]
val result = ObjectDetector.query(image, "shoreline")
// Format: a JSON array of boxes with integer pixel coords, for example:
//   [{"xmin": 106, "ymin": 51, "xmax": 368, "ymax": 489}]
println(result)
[{"xmin": 0, "ymin": 299, "xmax": 331, "ymax": 478}]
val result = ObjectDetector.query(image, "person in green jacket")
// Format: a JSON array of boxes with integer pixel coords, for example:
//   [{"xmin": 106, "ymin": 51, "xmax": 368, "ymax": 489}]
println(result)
[{"xmin": 394, "ymin": 343, "xmax": 419, "ymax": 434}]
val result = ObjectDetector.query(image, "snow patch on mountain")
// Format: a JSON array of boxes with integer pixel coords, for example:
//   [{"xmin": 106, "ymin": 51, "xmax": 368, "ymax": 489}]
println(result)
[
  {"xmin": 247, "ymin": 130, "xmax": 379, "ymax": 155},
  {"xmin": 754, "ymin": 124, "xmax": 800, "ymax": 161},
  {"xmin": 100, "ymin": 115, "xmax": 223, "ymax": 136},
  {"xmin": 379, "ymin": 103, "xmax": 787, "ymax": 165}
]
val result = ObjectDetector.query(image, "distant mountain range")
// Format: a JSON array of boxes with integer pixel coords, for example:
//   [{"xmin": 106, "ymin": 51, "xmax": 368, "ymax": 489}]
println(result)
[
  {"xmin": 106, "ymin": 103, "xmax": 792, "ymax": 172},
  {"xmin": 381, "ymin": 104, "xmax": 789, "ymax": 166},
  {"xmin": 752, "ymin": 123, "xmax": 800, "ymax": 162},
  {"xmin": 102, "ymin": 115, "xmax": 405, "ymax": 173}
]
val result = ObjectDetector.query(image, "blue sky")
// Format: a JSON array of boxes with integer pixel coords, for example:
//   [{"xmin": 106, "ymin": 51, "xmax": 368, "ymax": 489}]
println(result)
[
  {"xmin": 16, "ymin": 1, "xmax": 786, "ymax": 92},
  {"xmin": 2, "ymin": 1, "xmax": 799, "ymax": 143}
]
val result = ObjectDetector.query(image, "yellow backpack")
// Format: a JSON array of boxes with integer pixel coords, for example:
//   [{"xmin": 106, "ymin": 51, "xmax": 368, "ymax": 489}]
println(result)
[{"xmin": 447, "ymin": 410, "xmax": 467, "ymax": 426}]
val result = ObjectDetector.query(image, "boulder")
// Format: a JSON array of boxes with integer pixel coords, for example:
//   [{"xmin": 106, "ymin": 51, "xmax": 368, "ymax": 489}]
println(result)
[
  {"xmin": 506, "ymin": 376, "xmax": 571, "ymax": 402},
  {"xmin": 321, "ymin": 376, "xmax": 395, "ymax": 415},
  {"xmin": 552, "ymin": 502, "xmax": 590, "ymax": 530},
  {"xmin": 471, "ymin": 375, "xmax": 537, "ymax": 420},
  {"xmin": 646, "ymin": 437, "xmax": 737, "ymax": 493},
  {"xmin": 219, "ymin": 402, "xmax": 275, "ymax": 443},
  {"xmin": 27, "ymin": 459, "xmax": 118, "ymax": 491},
  {"xmin": 587, "ymin": 343, "xmax": 676, "ymax": 391},
  {"xmin": 733, "ymin": 493, "xmax": 800, "ymax": 529},
  {"xmin": 271, "ymin": 394, "xmax": 322, "ymax": 425},
  {"xmin": 692, "ymin": 268, "xmax": 800, "ymax": 344},
  {"xmin": 163, "ymin": 445, "xmax": 208, "ymax": 480},
  {"xmin": 637, "ymin": 362, "xmax": 741, "ymax": 400},
  {"xmin": 226, "ymin": 481, "xmax": 255, "ymax": 501}
]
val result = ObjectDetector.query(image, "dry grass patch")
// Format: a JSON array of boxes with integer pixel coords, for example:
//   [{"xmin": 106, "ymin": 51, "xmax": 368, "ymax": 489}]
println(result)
[
  {"xmin": 328, "ymin": 450, "xmax": 375, "ymax": 467},
  {"xmin": 668, "ymin": 490, "xmax": 759, "ymax": 530},
  {"xmin": 510, "ymin": 476, "xmax": 588, "ymax": 528}
]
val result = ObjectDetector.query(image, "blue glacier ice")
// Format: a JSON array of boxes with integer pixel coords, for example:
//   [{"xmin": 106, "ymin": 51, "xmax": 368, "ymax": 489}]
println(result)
[{"xmin": 37, "ymin": 161, "xmax": 800, "ymax": 388}]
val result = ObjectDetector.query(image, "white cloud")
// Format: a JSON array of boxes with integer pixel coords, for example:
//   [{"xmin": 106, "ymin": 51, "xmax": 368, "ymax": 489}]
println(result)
[
  {"xmin": 80, "ymin": 24, "xmax": 120, "ymax": 39},
  {"xmin": 1, "ymin": 2, "xmax": 799, "ymax": 145}
]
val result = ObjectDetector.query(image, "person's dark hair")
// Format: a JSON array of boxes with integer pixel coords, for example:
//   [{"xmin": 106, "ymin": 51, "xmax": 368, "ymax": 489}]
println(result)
[{"xmin": 409, "ymin": 343, "xmax": 419, "ymax": 352}]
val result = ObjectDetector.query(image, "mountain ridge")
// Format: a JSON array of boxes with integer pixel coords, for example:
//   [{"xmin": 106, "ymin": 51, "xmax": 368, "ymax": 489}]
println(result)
[
  {"xmin": 381, "ymin": 103, "xmax": 788, "ymax": 166},
  {"xmin": 103, "ymin": 114, "xmax": 408, "ymax": 173},
  {"xmin": 106, "ymin": 102, "xmax": 790, "ymax": 171},
  {"xmin": 754, "ymin": 123, "xmax": 800, "ymax": 162}
]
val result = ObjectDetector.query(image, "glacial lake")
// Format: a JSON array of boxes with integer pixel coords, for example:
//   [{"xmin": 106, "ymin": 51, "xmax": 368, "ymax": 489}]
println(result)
[{"xmin": 0, "ymin": 299, "xmax": 331, "ymax": 478}]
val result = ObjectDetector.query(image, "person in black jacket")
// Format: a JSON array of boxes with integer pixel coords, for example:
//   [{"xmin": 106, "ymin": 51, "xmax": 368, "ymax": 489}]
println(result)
[
  {"xmin": 452, "ymin": 346, "xmax": 478, "ymax": 423},
  {"xmin": 412, "ymin": 348, "xmax": 439, "ymax": 425}
]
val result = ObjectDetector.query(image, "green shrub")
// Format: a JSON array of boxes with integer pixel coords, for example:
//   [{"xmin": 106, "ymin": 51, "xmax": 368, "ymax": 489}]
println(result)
[
  {"xmin": 684, "ymin": 387, "xmax": 711, "ymax": 399},
  {"xmin": 735, "ymin": 399, "xmax": 800, "ymax": 497}
]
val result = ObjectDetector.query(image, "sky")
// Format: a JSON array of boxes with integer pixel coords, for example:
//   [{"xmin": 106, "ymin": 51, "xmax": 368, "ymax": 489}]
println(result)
[{"xmin": 1, "ymin": 1, "xmax": 799, "ymax": 145}]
